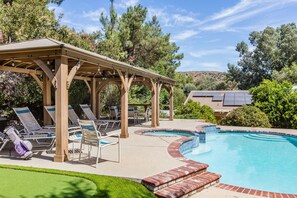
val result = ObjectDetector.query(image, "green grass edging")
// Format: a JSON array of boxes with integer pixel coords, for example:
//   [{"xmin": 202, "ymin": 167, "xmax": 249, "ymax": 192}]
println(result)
[{"xmin": 0, "ymin": 164, "xmax": 155, "ymax": 198}]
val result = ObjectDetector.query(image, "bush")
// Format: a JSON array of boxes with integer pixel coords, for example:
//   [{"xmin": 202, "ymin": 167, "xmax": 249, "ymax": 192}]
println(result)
[
  {"xmin": 250, "ymin": 80, "xmax": 297, "ymax": 128},
  {"xmin": 220, "ymin": 105, "xmax": 271, "ymax": 128},
  {"xmin": 183, "ymin": 83, "xmax": 196, "ymax": 96},
  {"xmin": 175, "ymin": 100, "xmax": 216, "ymax": 123}
]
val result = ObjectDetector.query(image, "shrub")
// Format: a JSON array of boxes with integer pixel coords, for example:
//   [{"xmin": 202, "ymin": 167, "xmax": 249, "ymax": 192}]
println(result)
[
  {"xmin": 220, "ymin": 105, "xmax": 271, "ymax": 128},
  {"xmin": 175, "ymin": 100, "xmax": 216, "ymax": 123},
  {"xmin": 183, "ymin": 83, "xmax": 196, "ymax": 96},
  {"xmin": 250, "ymin": 80, "xmax": 297, "ymax": 128}
]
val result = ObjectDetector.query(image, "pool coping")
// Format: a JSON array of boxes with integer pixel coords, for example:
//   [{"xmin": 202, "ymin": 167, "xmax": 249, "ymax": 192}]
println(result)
[{"xmin": 136, "ymin": 124, "xmax": 297, "ymax": 197}]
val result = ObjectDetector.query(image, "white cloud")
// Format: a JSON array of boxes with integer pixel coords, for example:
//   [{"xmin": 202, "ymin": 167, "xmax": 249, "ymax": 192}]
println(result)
[
  {"xmin": 189, "ymin": 46, "xmax": 235, "ymax": 58},
  {"xmin": 172, "ymin": 30, "xmax": 199, "ymax": 41},
  {"xmin": 147, "ymin": 7, "xmax": 171, "ymax": 27},
  {"xmin": 172, "ymin": 14, "xmax": 197, "ymax": 23},
  {"xmin": 201, "ymin": 0, "xmax": 297, "ymax": 31},
  {"xmin": 116, "ymin": 0, "xmax": 139, "ymax": 9},
  {"xmin": 210, "ymin": 0, "xmax": 255, "ymax": 21},
  {"xmin": 83, "ymin": 8, "xmax": 106, "ymax": 21}
]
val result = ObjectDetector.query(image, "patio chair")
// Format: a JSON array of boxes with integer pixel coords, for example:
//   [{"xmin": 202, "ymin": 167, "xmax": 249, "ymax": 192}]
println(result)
[
  {"xmin": 110, "ymin": 106, "xmax": 121, "ymax": 120},
  {"xmin": 13, "ymin": 107, "xmax": 56, "ymax": 135},
  {"xmin": 0, "ymin": 127, "xmax": 56, "ymax": 153},
  {"xmin": 44, "ymin": 106, "xmax": 80, "ymax": 130},
  {"xmin": 128, "ymin": 107, "xmax": 138, "ymax": 124},
  {"xmin": 44, "ymin": 105, "xmax": 83, "ymax": 157},
  {"xmin": 78, "ymin": 120, "xmax": 120, "ymax": 168},
  {"xmin": 14, "ymin": 107, "xmax": 79, "ymax": 153},
  {"xmin": 79, "ymin": 104, "xmax": 120, "ymax": 129},
  {"xmin": 136, "ymin": 107, "xmax": 151, "ymax": 123}
]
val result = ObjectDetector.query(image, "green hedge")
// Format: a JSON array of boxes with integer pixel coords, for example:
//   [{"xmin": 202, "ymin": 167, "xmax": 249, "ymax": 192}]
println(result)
[
  {"xmin": 175, "ymin": 100, "xmax": 216, "ymax": 123},
  {"xmin": 220, "ymin": 105, "xmax": 271, "ymax": 128}
]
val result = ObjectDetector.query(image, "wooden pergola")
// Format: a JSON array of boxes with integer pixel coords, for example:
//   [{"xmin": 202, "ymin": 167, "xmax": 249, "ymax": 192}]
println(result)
[{"xmin": 0, "ymin": 38, "xmax": 174, "ymax": 162}]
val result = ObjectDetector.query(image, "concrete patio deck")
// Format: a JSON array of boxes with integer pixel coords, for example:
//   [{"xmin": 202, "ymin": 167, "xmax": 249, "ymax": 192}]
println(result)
[{"xmin": 1, "ymin": 119, "xmax": 297, "ymax": 197}]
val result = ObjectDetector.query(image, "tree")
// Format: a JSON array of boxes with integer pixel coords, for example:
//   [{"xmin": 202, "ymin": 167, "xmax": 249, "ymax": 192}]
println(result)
[
  {"xmin": 98, "ymin": 3, "xmax": 183, "ymax": 78},
  {"xmin": 97, "ymin": 2, "xmax": 184, "ymax": 108},
  {"xmin": 0, "ymin": 0, "xmax": 96, "ymax": 118},
  {"xmin": 227, "ymin": 23, "xmax": 297, "ymax": 89},
  {"xmin": 183, "ymin": 83, "xmax": 196, "ymax": 96},
  {"xmin": 272, "ymin": 63, "xmax": 297, "ymax": 84},
  {"xmin": 250, "ymin": 80, "xmax": 297, "ymax": 128},
  {"xmin": 195, "ymin": 76, "xmax": 238, "ymax": 90}
]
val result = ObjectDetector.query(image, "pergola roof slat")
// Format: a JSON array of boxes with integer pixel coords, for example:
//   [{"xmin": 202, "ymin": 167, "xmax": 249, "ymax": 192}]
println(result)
[{"xmin": 0, "ymin": 38, "xmax": 175, "ymax": 84}]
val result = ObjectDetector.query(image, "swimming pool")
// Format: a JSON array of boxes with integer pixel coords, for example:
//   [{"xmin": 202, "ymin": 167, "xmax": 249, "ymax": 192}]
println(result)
[{"xmin": 181, "ymin": 131, "xmax": 297, "ymax": 194}]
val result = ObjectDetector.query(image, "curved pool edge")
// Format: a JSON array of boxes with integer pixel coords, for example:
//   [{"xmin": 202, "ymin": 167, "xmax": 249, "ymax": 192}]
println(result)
[
  {"xmin": 135, "ymin": 125, "xmax": 297, "ymax": 196},
  {"xmin": 168, "ymin": 124, "xmax": 297, "ymax": 197}
]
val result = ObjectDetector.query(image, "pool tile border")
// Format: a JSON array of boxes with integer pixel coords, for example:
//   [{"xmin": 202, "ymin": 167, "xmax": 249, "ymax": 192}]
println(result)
[
  {"xmin": 135, "ymin": 124, "xmax": 297, "ymax": 197},
  {"xmin": 171, "ymin": 124, "xmax": 297, "ymax": 198}
]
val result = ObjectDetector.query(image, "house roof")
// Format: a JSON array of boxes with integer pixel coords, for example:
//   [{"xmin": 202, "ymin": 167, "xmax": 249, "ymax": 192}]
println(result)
[{"xmin": 186, "ymin": 90, "xmax": 252, "ymax": 112}]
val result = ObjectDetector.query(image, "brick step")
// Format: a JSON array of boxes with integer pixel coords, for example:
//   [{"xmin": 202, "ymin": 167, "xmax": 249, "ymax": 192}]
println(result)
[
  {"xmin": 142, "ymin": 162, "xmax": 208, "ymax": 192},
  {"xmin": 155, "ymin": 172, "xmax": 221, "ymax": 198}
]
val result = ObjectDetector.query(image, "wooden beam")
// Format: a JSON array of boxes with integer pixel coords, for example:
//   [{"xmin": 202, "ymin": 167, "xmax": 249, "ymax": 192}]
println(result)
[
  {"xmin": 84, "ymin": 79, "xmax": 91, "ymax": 93},
  {"xmin": 96, "ymin": 92, "xmax": 101, "ymax": 118},
  {"xmin": 30, "ymin": 73, "xmax": 43, "ymax": 91},
  {"xmin": 117, "ymin": 70, "xmax": 127, "ymax": 92},
  {"xmin": 73, "ymin": 76, "xmax": 91, "ymax": 81},
  {"xmin": 54, "ymin": 57, "xmax": 70, "ymax": 162},
  {"xmin": 67, "ymin": 60, "xmax": 83, "ymax": 89},
  {"xmin": 33, "ymin": 59, "xmax": 56, "ymax": 87},
  {"xmin": 43, "ymin": 74, "xmax": 52, "ymax": 125},
  {"xmin": 0, "ymin": 65, "xmax": 43, "ymax": 75},
  {"xmin": 120, "ymin": 73, "xmax": 129, "ymax": 138},
  {"xmin": 150, "ymin": 79, "xmax": 157, "ymax": 127},
  {"xmin": 156, "ymin": 83, "xmax": 162, "ymax": 126},
  {"xmin": 128, "ymin": 74, "xmax": 135, "ymax": 90},
  {"xmin": 169, "ymin": 86, "xmax": 174, "ymax": 121},
  {"xmin": 91, "ymin": 78, "xmax": 97, "ymax": 116}
]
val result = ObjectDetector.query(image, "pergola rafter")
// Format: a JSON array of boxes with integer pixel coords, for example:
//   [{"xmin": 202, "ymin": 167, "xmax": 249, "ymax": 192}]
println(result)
[{"xmin": 0, "ymin": 38, "xmax": 175, "ymax": 162}]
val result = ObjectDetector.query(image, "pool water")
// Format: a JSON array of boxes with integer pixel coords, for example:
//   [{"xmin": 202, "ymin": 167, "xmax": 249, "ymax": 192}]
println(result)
[{"xmin": 182, "ymin": 132, "xmax": 297, "ymax": 194}]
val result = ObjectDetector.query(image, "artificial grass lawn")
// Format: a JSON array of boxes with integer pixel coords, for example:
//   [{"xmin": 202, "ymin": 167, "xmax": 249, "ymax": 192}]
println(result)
[{"xmin": 0, "ymin": 165, "xmax": 155, "ymax": 198}]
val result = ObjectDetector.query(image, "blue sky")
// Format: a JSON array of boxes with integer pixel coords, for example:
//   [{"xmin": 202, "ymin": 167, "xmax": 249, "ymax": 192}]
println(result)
[{"xmin": 49, "ymin": 0, "xmax": 297, "ymax": 72}]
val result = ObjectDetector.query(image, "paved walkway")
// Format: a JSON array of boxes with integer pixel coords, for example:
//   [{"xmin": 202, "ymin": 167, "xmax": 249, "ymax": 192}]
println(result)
[{"xmin": 1, "ymin": 119, "xmax": 296, "ymax": 197}]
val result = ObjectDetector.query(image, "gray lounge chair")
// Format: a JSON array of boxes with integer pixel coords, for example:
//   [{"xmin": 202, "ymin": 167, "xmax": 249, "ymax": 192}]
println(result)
[{"xmin": 80, "ymin": 104, "xmax": 120, "ymax": 129}]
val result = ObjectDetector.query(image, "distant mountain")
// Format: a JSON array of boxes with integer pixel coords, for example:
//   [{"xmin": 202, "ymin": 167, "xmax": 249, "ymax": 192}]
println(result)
[{"xmin": 178, "ymin": 71, "xmax": 226, "ymax": 81}]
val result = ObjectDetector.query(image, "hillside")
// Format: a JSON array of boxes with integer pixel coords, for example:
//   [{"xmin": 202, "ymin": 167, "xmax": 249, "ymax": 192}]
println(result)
[{"xmin": 178, "ymin": 71, "xmax": 226, "ymax": 81}]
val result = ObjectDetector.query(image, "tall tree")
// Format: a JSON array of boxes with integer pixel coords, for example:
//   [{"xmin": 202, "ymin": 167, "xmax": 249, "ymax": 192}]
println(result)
[
  {"xmin": 98, "ymin": 3, "xmax": 183, "ymax": 78},
  {"xmin": 0, "ymin": 0, "xmax": 96, "ymax": 118},
  {"xmin": 227, "ymin": 23, "xmax": 297, "ymax": 89}
]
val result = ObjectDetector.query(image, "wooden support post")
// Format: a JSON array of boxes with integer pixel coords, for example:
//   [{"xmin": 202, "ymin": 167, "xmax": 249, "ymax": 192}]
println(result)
[
  {"xmin": 43, "ymin": 73, "xmax": 52, "ymax": 125},
  {"xmin": 169, "ymin": 86, "xmax": 174, "ymax": 121},
  {"xmin": 151, "ymin": 80, "xmax": 157, "ymax": 127},
  {"xmin": 118, "ymin": 70, "xmax": 134, "ymax": 138},
  {"xmin": 96, "ymin": 92, "xmax": 101, "ymax": 118},
  {"xmin": 54, "ymin": 57, "xmax": 69, "ymax": 162},
  {"xmin": 120, "ymin": 73, "xmax": 129, "ymax": 138},
  {"xmin": 156, "ymin": 83, "xmax": 162, "ymax": 126},
  {"xmin": 91, "ymin": 78, "xmax": 97, "ymax": 116}
]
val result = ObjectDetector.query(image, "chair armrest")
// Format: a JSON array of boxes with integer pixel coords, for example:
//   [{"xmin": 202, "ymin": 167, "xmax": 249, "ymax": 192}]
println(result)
[
  {"xmin": 43, "ymin": 125, "xmax": 55, "ymax": 129},
  {"xmin": 68, "ymin": 126, "xmax": 81, "ymax": 130},
  {"xmin": 100, "ymin": 132, "xmax": 120, "ymax": 139}
]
